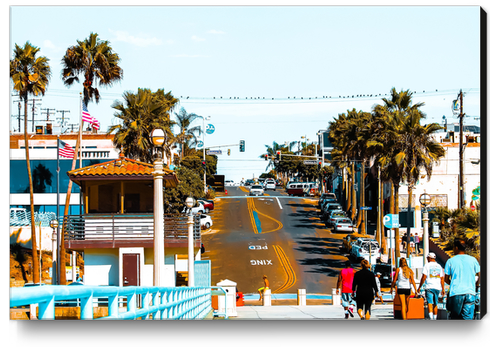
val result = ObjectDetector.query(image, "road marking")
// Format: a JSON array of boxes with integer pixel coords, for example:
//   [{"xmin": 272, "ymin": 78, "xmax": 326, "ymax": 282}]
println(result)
[
  {"xmin": 272, "ymin": 245, "xmax": 296, "ymax": 293},
  {"xmin": 250, "ymin": 260, "xmax": 273, "ymax": 265},
  {"xmin": 276, "ymin": 197, "xmax": 283, "ymax": 209},
  {"xmin": 247, "ymin": 197, "xmax": 283, "ymax": 234}
]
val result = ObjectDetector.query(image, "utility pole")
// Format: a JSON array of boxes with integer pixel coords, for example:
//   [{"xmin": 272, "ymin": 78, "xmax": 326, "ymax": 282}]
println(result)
[
  {"xmin": 458, "ymin": 89, "xmax": 465, "ymax": 209},
  {"xmin": 30, "ymin": 98, "xmax": 42, "ymax": 133},
  {"xmin": 41, "ymin": 108, "xmax": 56, "ymax": 122},
  {"xmin": 57, "ymin": 110, "xmax": 71, "ymax": 133}
]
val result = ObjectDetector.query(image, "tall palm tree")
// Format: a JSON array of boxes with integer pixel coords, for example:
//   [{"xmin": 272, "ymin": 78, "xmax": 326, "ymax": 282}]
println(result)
[
  {"xmin": 173, "ymin": 107, "xmax": 202, "ymax": 160},
  {"xmin": 10, "ymin": 42, "xmax": 51, "ymax": 284},
  {"xmin": 109, "ymin": 88, "xmax": 178, "ymax": 163},
  {"xmin": 393, "ymin": 108, "xmax": 445, "ymax": 255},
  {"xmin": 60, "ymin": 32, "xmax": 123, "ymax": 284}
]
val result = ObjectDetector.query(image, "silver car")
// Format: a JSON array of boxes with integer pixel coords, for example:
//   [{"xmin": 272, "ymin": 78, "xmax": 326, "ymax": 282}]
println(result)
[
  {"xmin": 332, "ymin": 218, "xmax": 354, "ymax": 233},
  {"xmin": 249, "ymin": 184, "xmax": 264, "ymax": 196}
]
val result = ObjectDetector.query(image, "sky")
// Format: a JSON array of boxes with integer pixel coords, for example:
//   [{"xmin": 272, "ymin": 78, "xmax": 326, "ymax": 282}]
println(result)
[{"xmin": 7, "ymin": 3, "xmax": 482, "ymax": 184}]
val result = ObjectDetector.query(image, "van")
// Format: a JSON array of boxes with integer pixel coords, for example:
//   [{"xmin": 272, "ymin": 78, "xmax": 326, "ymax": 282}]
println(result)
[{"xmin": 286, "ymin": 182, "xmax": 318, "ymax": 196}]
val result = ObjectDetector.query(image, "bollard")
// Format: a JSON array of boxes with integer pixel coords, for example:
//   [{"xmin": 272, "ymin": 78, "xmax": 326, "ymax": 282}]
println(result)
[
  {"xmin": 217, "ymin": 279, "xmax": 238, "ymax": 317},
  {"xmin": 331, "ymin": 288, "xmax": 341, "ymax": 306},
  {"xmin": 297, "ymin": 289, "xmax": 306, "ymax": 306},
  {"xmin": 262, "ymin": 289, "xmax": 272, "ymax": 306}
]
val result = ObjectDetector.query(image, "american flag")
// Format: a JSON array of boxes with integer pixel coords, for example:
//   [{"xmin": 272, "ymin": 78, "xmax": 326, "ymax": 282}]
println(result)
[
  {"xmin": 92, "ymin": 118, "xmax": 100, "ymax": 130},
  {"xmin": 82, "ymin": 102, "xmax": 93, "ymax": 123},
  {"xmin": 59, "ymin": 140, "xmax": 75, "ymax": 159}
]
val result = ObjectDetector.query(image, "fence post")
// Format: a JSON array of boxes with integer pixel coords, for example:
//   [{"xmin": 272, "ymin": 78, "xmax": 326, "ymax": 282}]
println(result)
[{"xmin": 80, "ymin": 293, "xmax": 94, "ymax": 320}]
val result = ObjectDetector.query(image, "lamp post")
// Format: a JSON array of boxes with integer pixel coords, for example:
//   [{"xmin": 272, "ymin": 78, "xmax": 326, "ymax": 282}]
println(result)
[
  {"xmin": 151, "ymin": 128, "xmax": 166, "ymax": 286},
  {"xmin": 419, "ymin": 192, "xmax": 431, "ymax": 265},
  {"xmin": 49, "ymin": 219, "xmax": 58, "ymax": 285},
  {"xmin": 185, "ymin": 196, "xmax": 195, "ymax": 287}
]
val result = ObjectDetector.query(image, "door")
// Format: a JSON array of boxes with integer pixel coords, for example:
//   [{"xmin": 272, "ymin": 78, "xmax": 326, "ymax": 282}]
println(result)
[{"xmin": 122, "ymin": 253, "xmax": 140, "ymax": 286}]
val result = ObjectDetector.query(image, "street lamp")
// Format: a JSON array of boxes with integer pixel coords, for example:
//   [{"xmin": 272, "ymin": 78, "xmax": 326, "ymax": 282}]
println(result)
[
  {"xmin": 49, "ymin": 219, "xmax": 58, "ymax": 285},
  {"xmin": 185, "ymin": 196, "xmax": 196, "ymax": 287},
  {"xmin": 151, "ymin": 128, "xmax": 167, "ymax": 286},
  {"xmin": 419, "ymin": 192, "xmax": 432, "ymax": 265}
]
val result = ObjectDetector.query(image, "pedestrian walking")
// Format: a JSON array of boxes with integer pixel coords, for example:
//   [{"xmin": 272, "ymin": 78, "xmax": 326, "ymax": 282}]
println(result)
[
  {"xmin": 390, "ymin": 257, "xmax": 417, "ymax": 320},
  {"xmin": 352, "ymin": 259, "xmax": 379, "ymax": 320},
  {"xmin": 417, "ymin": 252, "xmax": 445, "ymax": 320},
  {"xmin": 258, "ymin": 275, "xmax": 270, "ymax": 302},
  {"xmin": 444, "ymin": 239, "xmax": 480, "ymax": 320},
  {"xmin": 336, "ymin": 260, "xmax": 356, "ymax": 319},
  {"xmin": 414, "ymin": 233, "xmax": 420, "ymax": 254}
]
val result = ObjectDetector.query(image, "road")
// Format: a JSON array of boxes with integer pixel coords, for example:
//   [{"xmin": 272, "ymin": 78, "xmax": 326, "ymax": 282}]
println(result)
[{"xmin": 200, "ymin": 185, "xmax": 351, "ymax": 296}]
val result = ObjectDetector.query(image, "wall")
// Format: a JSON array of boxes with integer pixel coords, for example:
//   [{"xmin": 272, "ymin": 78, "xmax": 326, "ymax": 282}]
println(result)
[{"xmin": 83, "ymin": 249, "xmax": 119, "ymax": 286}]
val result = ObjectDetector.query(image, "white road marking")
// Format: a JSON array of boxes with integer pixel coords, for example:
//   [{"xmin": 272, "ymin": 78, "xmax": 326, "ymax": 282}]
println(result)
[{"xmin": 276, "ymin": 197, "xmax": 283, "ymax": 209}]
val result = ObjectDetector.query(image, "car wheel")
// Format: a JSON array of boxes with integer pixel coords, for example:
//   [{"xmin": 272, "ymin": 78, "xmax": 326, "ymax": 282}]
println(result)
[
  {"xmin": 205, "ymin": 223, "xmax": 210, "ymax": 229},
  {"xmin": 205, "ymin": 208, "xmax": 209, "ymax": 213}
]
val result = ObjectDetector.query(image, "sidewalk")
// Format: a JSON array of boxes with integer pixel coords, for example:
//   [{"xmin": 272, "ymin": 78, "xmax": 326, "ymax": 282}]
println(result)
[{"xmin": 233, "ymin": 303, "xmax": 395, "ymax": 320}]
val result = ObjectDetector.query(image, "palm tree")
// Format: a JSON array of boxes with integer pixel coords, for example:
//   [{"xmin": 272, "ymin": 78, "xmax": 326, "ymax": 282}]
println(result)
[
  {"xmin": 60, "ymin": 32, "xmax": 123, "ymax": 284},
  {"xmin": 173, "ymin": 107, "xmax": 202, "ymax": 160},
  {"xmin": 394, "ymin": 108, "xmax": 445, "ymax": 255},
  {"xmin": 109, "ymin": 88, "xmax": 178, "ymax": 163},
  {"xmin": 10, "ymin": 41, "xmax": 51, "ymax": 284}
]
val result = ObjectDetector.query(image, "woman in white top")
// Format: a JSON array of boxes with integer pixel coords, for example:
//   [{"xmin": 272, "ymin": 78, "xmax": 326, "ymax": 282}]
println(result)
[{"xmin": 390, "ymin": 257, "xmax": 418, "ymax": 320}]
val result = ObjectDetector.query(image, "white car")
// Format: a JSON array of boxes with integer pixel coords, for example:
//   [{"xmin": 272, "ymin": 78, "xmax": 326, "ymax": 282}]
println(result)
[
  {"xmin": 181, "ymin": 202, "xmax": 205, "ymax": 214},
  {"xmin": 249, "ymin": 184, "xmax": 264, "ymax": 196},
  {"xmin": 264, "ymin": 181, "xmax": 276, "ymax": 191},
  {"xmin": 200, "ymin": 214, "xmax": 213, "ymax": 229},
  {"xmin": 350, "ymin": 238, "xmax": 380, "ymax": 262}
]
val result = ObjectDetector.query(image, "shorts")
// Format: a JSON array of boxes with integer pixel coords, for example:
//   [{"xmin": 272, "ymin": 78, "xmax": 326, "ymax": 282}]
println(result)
[
  {"xmin": 397, "ymin": 288, "xmax": 411, "ymax": 296},
  {"xmin": 425, "ymin": 288, "xmax": 441, "ymax": 305},
  {"xmin": 341, "ymin": 293, "xmax": 354, "ymax": 308},
  {"xmin": 258, "ymin": 287, "xmax": 269, "ymax": 292}
]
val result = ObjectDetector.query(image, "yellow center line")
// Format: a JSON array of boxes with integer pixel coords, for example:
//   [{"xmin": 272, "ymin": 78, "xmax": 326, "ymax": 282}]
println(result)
[
  {"xmin": 272, "ymin": 245, "xmax": 296, "ymax": 293},
  {"xmin": 248, "ymin": 197, "xmax": 283, "ymax": 234}
]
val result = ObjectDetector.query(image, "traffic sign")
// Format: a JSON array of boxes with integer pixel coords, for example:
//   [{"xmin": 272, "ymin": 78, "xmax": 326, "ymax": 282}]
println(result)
[
  {"xmin": 383, "ymin": 214, "xmax": 399, "ymax": 228},
  {"xmin": 207, "ymin": 150, "xmax": 222, "ymax": 155},
  {"xmin": 303, "ymin": 160, "xmax": 318, "ymax": 165},
  {"xmin": 360, "ymin": 206, "xmax": 372, "ymax": 210},
  {"xmin": 205, "ymin": 124, "xmax": 215, "ymax": 134},
  {"xmin": 197, "ymin": 141, "xmax": 203, "ymax": 148}
]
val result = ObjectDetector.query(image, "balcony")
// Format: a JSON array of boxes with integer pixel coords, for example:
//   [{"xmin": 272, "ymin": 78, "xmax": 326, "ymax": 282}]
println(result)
[{"xmin": 63, "ymin": 214, "xmax": 201, "ymax": 250}]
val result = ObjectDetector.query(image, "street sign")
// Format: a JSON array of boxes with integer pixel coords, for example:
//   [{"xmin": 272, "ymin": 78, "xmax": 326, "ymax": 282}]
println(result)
[
  {"xmin": 205, "ymin": 124, "xmax": 215, "ymax": 134},
  {"xmin": 383, "ymin": 214, "xmax": 399, "ymax": 228},
  {"xmin": 197, "ymin": 141, "xmax": 203, "ymax": 148},
  {"xmin": 207, "ymin": 150, "xmax": 222, "ymax": 155},
  {"xmin": 303, "ymin": 160, "xmax": 318, "ymax": 165},
  {"xmin": 360, "ymin": 206, "xmax": 372, "ymax": 210}
]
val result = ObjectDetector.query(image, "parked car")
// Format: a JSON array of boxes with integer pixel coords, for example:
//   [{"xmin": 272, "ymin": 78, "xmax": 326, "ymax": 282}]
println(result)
[
  {"xmin": 320, "ymin": 198, "xmax": 338, "ymax": 212},
  {"xmin": 332, "ymin": 218, "xmax": 354, "ymax": 233},
  {"xmin": 372, "ymin": 263, "xmax": 393, "ymax": 287},
  {"xmin": 341, "ymin": 234, "xmax": 359, "ymax": 254},
  {"xmin": 325, "ymin": 210, "xmax": 348, "ymax": 226},
  {"xmin": 351, "ymin": 238, "xmax": 380, "ymax": 262},
  {"xmin": 197, "ymin": 199, "xmax": 214, "ymax": 213},
  {"xmin": 249, "ymin": 184, "xmax": 264, "ymax": 196},
  {"xmin": 264, "ymin": 180, "xmax": 276, "ymax": 191},
  {"xmin": 318, "ymin": 193, "xmax": 337, "ymax": 209},
  {"xmin": 322, "ymin": 203, "xmax": 343, "ymax": 220},
  {"xmin": 181, "ymin": 202, "xmax": 205, "ymax": 214},
  {"xmin": 199, "ymin": 214, "xmax": 213, "ymax": 229}
]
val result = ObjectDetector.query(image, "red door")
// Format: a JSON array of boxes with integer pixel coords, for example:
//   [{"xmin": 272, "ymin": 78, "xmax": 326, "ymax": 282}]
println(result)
[{"xmin": 122, "ymin": 254, "xmax": 140, "ymax": 286}]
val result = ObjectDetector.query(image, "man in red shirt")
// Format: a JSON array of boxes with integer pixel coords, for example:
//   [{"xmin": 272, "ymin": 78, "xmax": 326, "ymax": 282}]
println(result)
[{"xmin": 337, "ymin": 261, "xmax": 356, "ymax": 319}]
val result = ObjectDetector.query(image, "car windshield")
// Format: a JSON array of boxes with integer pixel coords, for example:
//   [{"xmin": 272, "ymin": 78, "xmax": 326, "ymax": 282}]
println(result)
[{"xmin": 251, "ymin": 185, "xmax": 262, "ymax": 189}]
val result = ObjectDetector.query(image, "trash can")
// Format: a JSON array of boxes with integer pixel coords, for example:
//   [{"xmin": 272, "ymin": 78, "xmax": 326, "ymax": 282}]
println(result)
[{"xmin": 216, "ymin": 279, "xmax": 237, "ymax": 317}]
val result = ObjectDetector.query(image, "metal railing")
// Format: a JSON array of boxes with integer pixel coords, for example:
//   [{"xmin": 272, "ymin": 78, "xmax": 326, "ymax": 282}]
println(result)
[
  {"xmin": 10, "ymin": 210, "xmax": 57, "ymax": 227},
  {"xmin": 10, "ymin": 285, "xmax": 227, "ymax": 320},
  {"xmin": 63, "ymin": 214, "xmax": 201, "ymax": 244}
]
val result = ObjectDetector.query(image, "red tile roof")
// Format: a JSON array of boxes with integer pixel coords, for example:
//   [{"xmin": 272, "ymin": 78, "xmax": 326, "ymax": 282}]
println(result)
[{"xmin": 68, "ymin": 156, "xmax": 178, "ymax": 187}]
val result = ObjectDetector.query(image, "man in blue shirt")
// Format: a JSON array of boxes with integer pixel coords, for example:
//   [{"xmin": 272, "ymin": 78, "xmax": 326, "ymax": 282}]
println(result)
[{"xmin": 444, "ymin": 239, "xmax": 480, "ymax": 320}]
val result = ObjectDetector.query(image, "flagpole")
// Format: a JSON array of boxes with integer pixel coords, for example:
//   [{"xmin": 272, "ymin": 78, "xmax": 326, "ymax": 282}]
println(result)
[{"xmin": 56, "ymin": 136, "xmax": 60, "ymax": 285}]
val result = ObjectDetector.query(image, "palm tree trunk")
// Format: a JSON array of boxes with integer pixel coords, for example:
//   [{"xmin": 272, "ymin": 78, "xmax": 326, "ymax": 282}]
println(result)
[
  {"xmin": 393, "ymin": 183, "xmax": 400, "ymax": 259},
  {"xmin": 359, "ymin": 160, "xmax": 366, "ymax": 235},
  {"xmin": 24, "ymin": 98, "xmax": 40, "ymax": 284},
  {"xmin": 351, "ymin": 162, "xmax": 357, "ymax": 223},
  {"xmin": 406, "ymin": 186, "xmax": 413, "ymax": 257}
]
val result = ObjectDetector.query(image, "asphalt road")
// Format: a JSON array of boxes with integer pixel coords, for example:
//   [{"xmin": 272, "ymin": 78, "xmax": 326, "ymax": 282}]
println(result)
[{"xmin": 201, "ymin": 186, "xmax": 352, "ymax": 296}]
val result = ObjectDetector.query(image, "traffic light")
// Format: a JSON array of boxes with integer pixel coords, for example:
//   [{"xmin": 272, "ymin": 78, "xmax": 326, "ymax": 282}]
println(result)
[
  {"xmin": 202, "ymin": 161, "xmax": 206, "ymax": 170},
  {"xmin": 276, "ymin": 151, "xmax": 281, "ymax": 160},
  {"xmin": 239, "ymin": 140, "xmax": 245, "ymax": 152},
  {"xmin": 227, "ymin": 149, "xmax": 231, "ymax": 156},
  {"xmin": 265, "ymin": 154, "xmax": 268, "ymax": 161}
]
